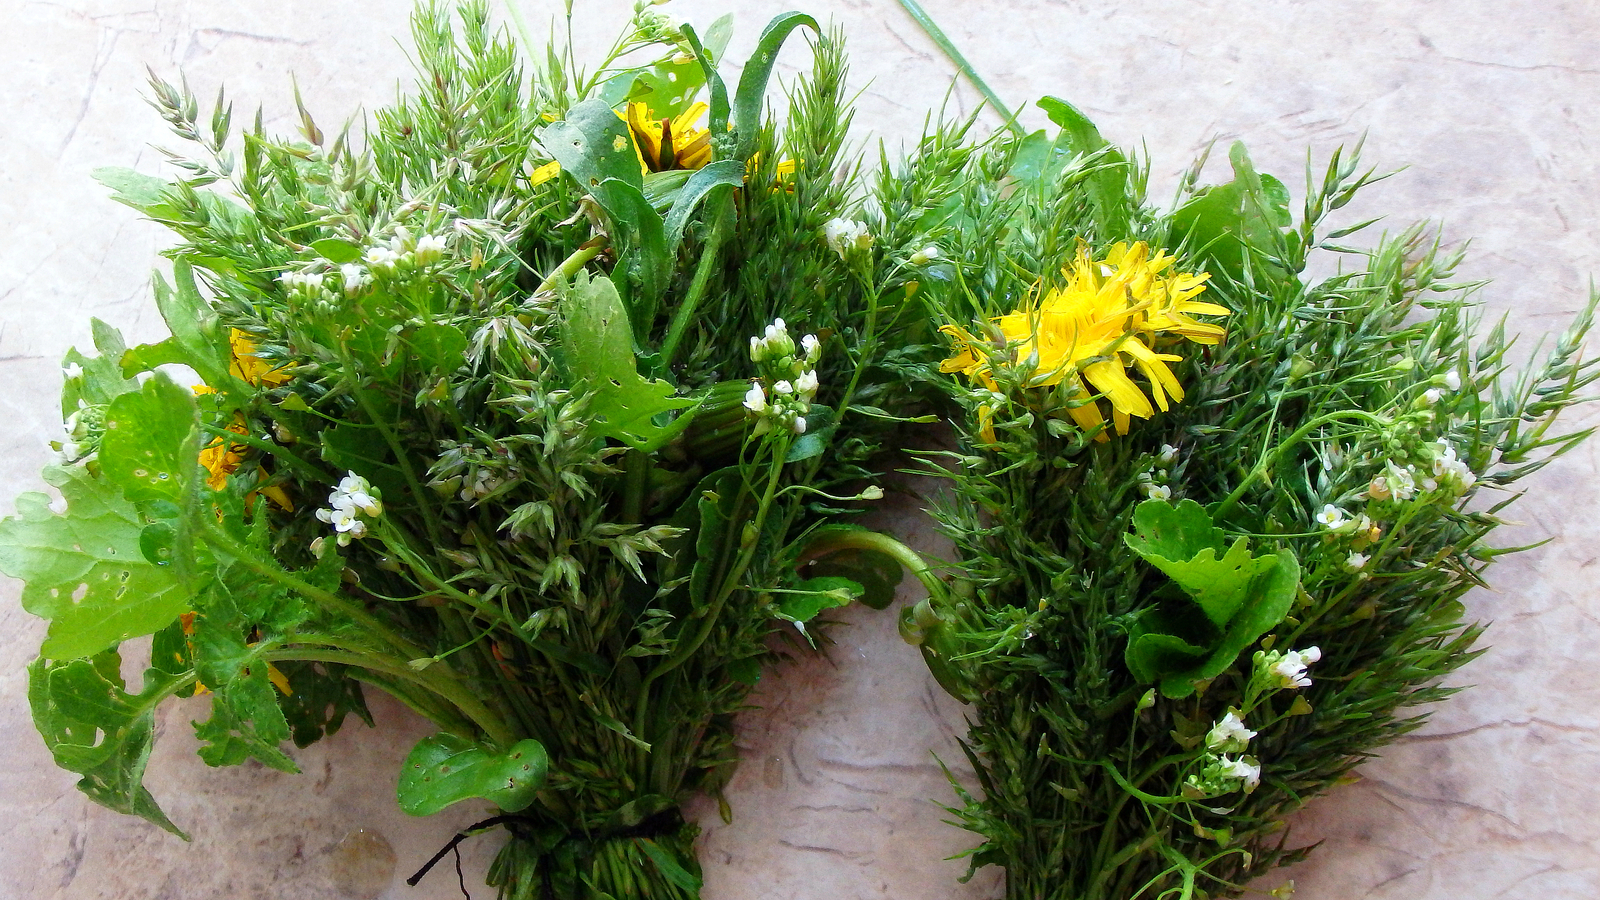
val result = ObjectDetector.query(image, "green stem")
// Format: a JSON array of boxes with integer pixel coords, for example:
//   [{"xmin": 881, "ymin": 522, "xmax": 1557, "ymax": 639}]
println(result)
[
  {"xmin": 199, "ymin": 422, "xmax": 327, "ymax": 481},
  {"xmin": 342, "ymin": 370, "xmax": 446, "ymax": 549},
  {"xmin": 895, "ymin": 0, "xmax": 1023, "ymax": 134},
  {"xmin": 659, "ymin": 193, "xmax": 732, "ymax": 369},
  {"xmin": 198, "ymin": 517, "xmax": 426, "ymax": 662},
  {"xmin": 266, "ymin": 647, "xmax": 515, "ymax": 746},
  {"xmin": 1214, "ymin": 409, "xmax": 1390, "ymax": 520},
  {"xmin": 798, "ymin": 528, "xmax": 950, "ymax": 605},
  {"xmin": 536, "ymin": 238, "xmax": 608, "ymax": 294}
]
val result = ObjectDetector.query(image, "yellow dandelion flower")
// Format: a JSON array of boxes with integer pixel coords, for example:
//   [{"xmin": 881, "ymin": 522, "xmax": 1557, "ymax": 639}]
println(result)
[
  {"xmin": 941, "ymin": 242, "xmax": 1226, "ymax": 441},
  {"xmin": 198, "ymin": 417, "xmax": 249, "ymax": 490},
  {"xmin": 624, "ymin": 101, "xmax": 713, "ymax": 173},
  {"xmin": 228, "ymin": 328, "xmax": 292, "ymax": 388}
]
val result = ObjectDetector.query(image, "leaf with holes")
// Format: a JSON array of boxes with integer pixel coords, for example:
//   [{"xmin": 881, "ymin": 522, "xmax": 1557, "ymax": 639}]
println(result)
[
  {"xmin": 0, "ymin": 465, "xmax": 191, "ymax": 660},
  {"xmin": 100, "ymin": 372, "xmax": 200, "ymax": 505},
  {"xmin": 560, "ymin": 272, "xmax": 697, "ymax": 450},
  {"xmin": 397, "ymin": 733, "xmax": 548, "ymax": 817}
]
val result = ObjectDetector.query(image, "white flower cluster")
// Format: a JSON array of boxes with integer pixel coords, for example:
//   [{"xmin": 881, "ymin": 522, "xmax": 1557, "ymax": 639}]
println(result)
[
  {"xmin": 822, "ymin": 217, "xmax": 872, "ymax": 260},
  {"xmin": 1137, "ymin": 443, "xmax": 1180, "ymax": 501},
  {"xmin": 1314, "ymin": 504, "xmax": 1382, "ymax": 571},
  {"xmin": 1256, "ymin": 645, "xmax": 1321, "ymax": 690},
  {"xmin": 314, "ymin": 471, "xmax": 383, "ymax": 550},
  {"xmin": 744, "ymin": 318, "xmax": 821, "ymax": 436},
  {"xmin": 280, "ymin": 226, "xmax": 450, "ymax": 305},
  {"xmin": 1183, "ymin": 709, "xmax": 1263, "ymax": 799},
  {"xmin": 55, "ymin": 397, "xmax": 99, "ymax": 465}
]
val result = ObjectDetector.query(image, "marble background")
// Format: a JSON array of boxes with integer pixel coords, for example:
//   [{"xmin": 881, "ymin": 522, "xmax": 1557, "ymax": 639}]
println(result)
[{"xmin": 4, "ymin": 1, "xmax": 1599, "ymax": 897}]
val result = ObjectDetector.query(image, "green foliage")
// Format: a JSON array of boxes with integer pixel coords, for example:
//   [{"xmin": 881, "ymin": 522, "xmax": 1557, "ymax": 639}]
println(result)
[
  {"xmin": 398, "ymin": 733, "xmax": 548, "ymax": 816},
  {"xmin": 0, "ymin": 466, "xmax": 189, "ymax": 660}
]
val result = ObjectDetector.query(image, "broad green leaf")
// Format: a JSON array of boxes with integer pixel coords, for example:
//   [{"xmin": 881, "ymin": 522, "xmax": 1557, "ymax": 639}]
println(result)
[
  {"xmin": 100, "ymin": 372, "xmax": 200, "ymax": 505},
  {"xmin": 731, "ymin": 13, "xmax": 819, "ymax": 158},
  {"xmin": 1171, "ymin": 141, "xmax": 1292, "ymax": 282},
  {"xmin": 783, "ymin": 404, "xmax": 838, "ymax": 464},
  {"xmin": 776, "ymin": 576, "xmax": 862, "ymax": 624},
  {"xmin": 141, "ymin": 261, "xmax": 232, "ymax": 389},
  {"xmin": 402, "ymin": 322, "xmax": 468, "ymax": 376},
  {"xmin": 1123, "ymin": 500, "xmax": 1301, "ymax": 697},
  {"xmin": 310, "ymin": 237, "xmax": 362, "ymax": 264},
  {"xmin": 61, "ymin": 320, "xmax": 141, "ymax": 418},
  {"xmin": 0, "ymin": 465, "xmax": 190, "ymax": 659},
  {"xmin": 397, "ymin": 733, "xmax": 548, "ymax": 816},
  {"xmin": 1036, "ymin": 96, "xmax": 1135, "ymax": 234},
  {"xmin": 560, "ymin": 273, "xmax": 697, "ymax": 450},
  {"xmin": 29, "ymin": 651, "xmax": 189, "ymax": 836},
  {"xmin": 538, "ymin": 98, "xmax": 644, "ymax": 194}
]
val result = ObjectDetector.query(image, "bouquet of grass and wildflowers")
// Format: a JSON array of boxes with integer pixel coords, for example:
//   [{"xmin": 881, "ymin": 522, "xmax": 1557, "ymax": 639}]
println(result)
[
  {"xmin": 0, "ymin": 4, "xmax": 932, "ymax": 897},
  {"xmin": 893, "ymin": 98, "xmax": 1597, "ymax": 898}
]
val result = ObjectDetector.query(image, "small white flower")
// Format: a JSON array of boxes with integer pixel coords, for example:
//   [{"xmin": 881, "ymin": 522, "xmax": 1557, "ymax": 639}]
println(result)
[
  {"xmin": 822, "ymin": 217, "xmax": 872, "ymax": 258},
  {"xmin": 1367, "ymin": 475, "xmax": 1392, "ymax": 501},
  {"xmin": 1141, "ymin": 482, "xmax": 1172, "ymax": 501},
  {"xmin": 792, "ymin": 416, "xmax": 808, "ymax": 435},
  {"xmin": 1271, "ymin": 646, "xmax": 1322, "ymax": 689},
  {"xmin": 801, "ymin": 333, "xmax": 821, "ymax": 363},
  {"xmin": 1422, "ymin": 387, "xmax": 1443, "ymax": 406},
  {"xmin": 773, "ymin": 380, "xmax": 794, "ymax": 396},
  {"xmin": 795, "ymin": 369, "xmax": 819, "ymax": 401},
  {"xmin": 413, "ymin": 234, "xmax": 447, "ymax": 266},
  {"xmin": 1444, "ymin": 369, "xmax": 1462, "ymax": 392},
  {"xmin": 341, "ymin": 263, "xmax": 371, "ymax": 296},
  {"xmin": 1219, "ymin": 756, "xmax": 1261, "ymax": 793},
  {"xmin": 909, "ymin": 245, "xmax": 940, "ymax": 265},
  {"xmin": 1346, "ymin": 551, "xmax": 1369, "ymax": 571},
  {"xmin": 365, "ymin": 246, "xmax": 400, "ymax": 273},
  {"xmin": 1206, "ymin": 711, "xmax": 1257, "ymax": 753},
  {"xmin": 1315, "ymin": 504, "xmax": 1346, "ymax": 530},
  {"xmin": 749, "ymin": 335, "xmax": 767, "ymax": 362},
  {"xmin": 1156, "ymin": 443, "xmax": 1179, "ymax": 466},
  {"xmin": 743, "ymin": 383, "xmax": 767, "ymax": 413},
  {"xmin": 63, "ymin": 362, "xmax": 83, "ymax": 380},
  {"xmin": 765, "ymin": 318, "xmax": 787, "ymax": 341}
]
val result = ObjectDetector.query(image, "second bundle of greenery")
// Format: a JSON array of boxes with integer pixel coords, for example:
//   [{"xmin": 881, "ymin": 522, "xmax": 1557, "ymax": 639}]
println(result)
[{"xmin": 896, "ymin": 101, "xmax": 1596, "ymax": 898}]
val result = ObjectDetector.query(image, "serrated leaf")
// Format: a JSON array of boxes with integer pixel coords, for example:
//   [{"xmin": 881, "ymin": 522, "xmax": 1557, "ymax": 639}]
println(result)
[
  {"xmin": 0, "ymin": 466, "xmax": 190, "ymax": 659},
  {"xmin": 273, "ymin": 660, "xmax": 372, "ymax": 749},
  {"xmin": 100, "ymin": 372, "xmax": 200, "ymax": 505},
  {"xmin": 131, "ymin": 262, "xmax": 233, "ymax": 389},
  {"xmin": 397, "ymin": 733, "xmax": 548, "ymax": 817},
  {"xmin": 29, "ymin": 652, "xmax": 189, "ymax": 837},
  {"xmin": 560, "ymin": 272, "xmax": 697, "ymax": 450}
]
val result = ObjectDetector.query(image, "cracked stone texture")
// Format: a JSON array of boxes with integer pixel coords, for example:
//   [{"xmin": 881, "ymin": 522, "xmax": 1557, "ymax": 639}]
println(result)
[{"xmin": 4, "ymin": 1, "xmax": 1598, "ymax": 898}]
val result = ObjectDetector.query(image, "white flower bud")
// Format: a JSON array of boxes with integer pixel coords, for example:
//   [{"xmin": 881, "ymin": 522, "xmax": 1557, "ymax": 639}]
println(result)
[
  {"xmin": 743, "ymin": 383, "xmax": 767, "ymax": 413},
  {"xmin": 909, "ymin": 245, "xmax": 940, "ymax": 265}
]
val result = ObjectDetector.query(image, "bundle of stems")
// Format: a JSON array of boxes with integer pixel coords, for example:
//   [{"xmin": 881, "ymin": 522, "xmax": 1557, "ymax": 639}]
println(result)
[
  {"xmin": 896, "ymin": 102, "xmax": 1598, "ymax": 898},
  {"xmin": 2, "ymin": 4, "xmax": 926, "ymax": 897}
]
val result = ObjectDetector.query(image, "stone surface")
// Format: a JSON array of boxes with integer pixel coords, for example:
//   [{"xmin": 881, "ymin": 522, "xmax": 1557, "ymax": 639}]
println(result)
[{"xmin": 3, "ymin": 1, "xmax": 1598, "ymax": 898}]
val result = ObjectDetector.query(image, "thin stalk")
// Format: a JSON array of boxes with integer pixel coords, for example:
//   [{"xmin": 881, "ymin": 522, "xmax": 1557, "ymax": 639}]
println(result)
[
  {"xmin": 894, "ymin": 0, "xmax": 1023, "ymax": 134},
  {"xmin": 659, "ymin": 192, "xmax": 732, "ymax": 369},
  {"xmin": 536, "ymin": 237, "xmax": 608, "ymax": 294}
]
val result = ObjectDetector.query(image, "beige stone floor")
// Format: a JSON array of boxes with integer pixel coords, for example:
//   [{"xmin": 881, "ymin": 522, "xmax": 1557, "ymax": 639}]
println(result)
[{"xmin": 4, "ymin": 1, "xmax": 1599, "ymax": 898}]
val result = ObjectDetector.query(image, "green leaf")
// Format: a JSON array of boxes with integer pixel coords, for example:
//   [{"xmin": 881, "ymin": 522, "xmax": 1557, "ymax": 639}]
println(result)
[
  {"xmin": 273, "ymin": 660, "xmax": 372, "ymax": 749},
  {"xmin": 93, "ymin": 167, "xmax": 180, "ymax": 219},
  {"xmin": 1171, "ymin": 141, "xmax": 1292, "ymax": 282},
  {"xmin": 0, "ymin": 465, "xmax": 191, "ymax": 659},
  {"xmin": 799, "ymin": 531, "xmax": 905, "ymax": 611},
  {"xmin": 591, "ymin": 177, "xmax": 670, "ymax": 330},
  {"xmin": 136, "ymin": 261, "xmax": 232, "ymax": 389},
  {"xmin": 1123, "ymin": 500, "xmax": 1301, "ymax": 697},
  {"xmin": 29, "ymin": 651, "xmax": 189, "ymax": 836},
  {"xmin": 397, "ymin": 733, "xmax": 548, "ymax": 817},
  {"xmin": 1125, "ymin": 501, "xmax": 1274, "ymax": 629},
  {"xmin": 1036, "ymin": 96, "xmax": 1134, "ymax": 233},
  {"xmin": 783, "ymin": 404, "xmax": 837, "ymax": 463},
  {"xmin": 663, "ymin": 159, "xmax": 744, "ymax": 258},
  {"xmin": 403, "ymin": 322, "xmax": 468, "ymax": 376},
  {"xmin": 61, "ymin": 320, "xmax": 141, "ymax": 418},
  {"xmin": 100, "ymin": 372, "xmax": 201, "ymax": 505},
  {"xmin": 637, "ymin": 838, "xmax": 702, "ymax": 894},
  {"xmin": 731, "ymin": 13, "xmax": 819, "ymax": 158},
  {"xmin": 310, "ymin": 237, "xmax": 363, "ymax": 264},
  {"xmin": 560, "ymin": 272, "xmax": 697, "ymax": 450},
  {"xmin": 538, "ymin": 98, "xmax": 644, "ymax": 194},
  {"xmin": 776, "ymin": 576, "xmax": 862, "ymax": 624}
]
